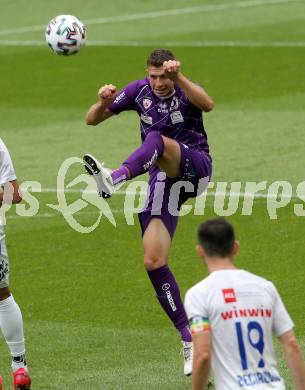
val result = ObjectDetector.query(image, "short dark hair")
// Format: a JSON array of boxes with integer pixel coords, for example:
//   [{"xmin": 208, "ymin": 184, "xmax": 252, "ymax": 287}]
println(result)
[
  {"xmin": 198, "ymin": 218, "xmax": 235, "ymax": 258},
  {"xmin": 147, "ymin": 49, "xmax": 175, "ymax": 67}
]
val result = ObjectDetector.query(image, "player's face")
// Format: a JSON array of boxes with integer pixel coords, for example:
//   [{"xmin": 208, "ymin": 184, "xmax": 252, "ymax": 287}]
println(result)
[{"xmin": 147, "ymin": 66, "xmax": 174, "ymax": 97}]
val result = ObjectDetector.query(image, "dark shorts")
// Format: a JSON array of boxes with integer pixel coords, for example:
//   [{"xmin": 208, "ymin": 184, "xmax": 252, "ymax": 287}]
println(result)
[{"xmin": 138, "ymin": 142, "xmax": 212, "ymax": 239}]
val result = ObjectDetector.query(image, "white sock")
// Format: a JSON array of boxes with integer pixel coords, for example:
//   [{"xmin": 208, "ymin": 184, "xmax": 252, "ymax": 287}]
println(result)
[{"xmin": 0, "ymin": 295, "xmax": 27, "ymax": 371}]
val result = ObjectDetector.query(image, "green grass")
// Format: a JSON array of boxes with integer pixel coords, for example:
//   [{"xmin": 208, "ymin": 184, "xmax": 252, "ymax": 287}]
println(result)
[{"xmin": 0, "ymin": 0, "xmax": 305, "ymax": 388}]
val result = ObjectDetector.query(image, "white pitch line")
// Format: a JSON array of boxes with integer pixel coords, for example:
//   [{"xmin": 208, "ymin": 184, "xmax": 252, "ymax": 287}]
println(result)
[
  {"xmin": 87, "ymin": 40, "xmax": 305, "ymax": 48},
  {"xmin": 0, "ymin": 0, "xmax": 296, "ymax": 36},
  {"xmin": 5, "ymin": 209, "xmax": 133, "ymax": 220},
  {"xmin": 5, "ymin": 192, "xmax": 302, "ymax": 221},
  {"xmin": 4, "ymin": 209, "xmax": 147, "ymax": 221},
  {"xmin": 20, "ymin": 187, "xmax": 300, "ymax": 200},
  {"xmin": 83, "ymin": 0, "xmax": 296, "ymax": 25},
  {"xmin": 1, "ymin": 40, "xmax": 305, "ymax": 48}
]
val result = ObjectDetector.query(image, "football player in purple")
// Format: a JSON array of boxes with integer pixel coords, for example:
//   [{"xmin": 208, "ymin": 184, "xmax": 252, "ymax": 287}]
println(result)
[{"xmin": 83, "ymin": 49, "xmax": 214, "ymax": 375}]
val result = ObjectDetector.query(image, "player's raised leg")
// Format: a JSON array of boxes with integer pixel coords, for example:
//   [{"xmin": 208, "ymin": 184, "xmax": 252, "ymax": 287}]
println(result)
[
  {"xmin": 143, "ymin": 218, "xmax": 193, "ymax": 375},
  {"xmin": 83, "ymin": 132, "xmax": 181, "ymax": 196}
]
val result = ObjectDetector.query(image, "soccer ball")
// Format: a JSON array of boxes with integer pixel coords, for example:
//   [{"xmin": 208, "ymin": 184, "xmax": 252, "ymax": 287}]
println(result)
[{"xmin": 45, "ymin": 15, "xmax": 86, "ymax": 56}]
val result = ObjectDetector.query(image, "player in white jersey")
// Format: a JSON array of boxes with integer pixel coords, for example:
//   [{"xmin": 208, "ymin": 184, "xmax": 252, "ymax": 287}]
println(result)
[
  {"xmin": 184, "ymin": 218, "xmax": 305, "ymax": 390},
  {"xmin": 0, "ymin": 139, "xmax": 31, "ymax": 389}
]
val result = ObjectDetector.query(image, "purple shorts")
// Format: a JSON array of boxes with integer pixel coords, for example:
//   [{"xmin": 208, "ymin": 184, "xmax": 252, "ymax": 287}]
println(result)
[{"xmin": 138, "ymin": 143, "xmax": 212, "ymax": 239}]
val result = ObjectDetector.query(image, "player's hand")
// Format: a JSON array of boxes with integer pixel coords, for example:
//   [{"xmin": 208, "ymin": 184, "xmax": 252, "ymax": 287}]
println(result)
[
  {"xmin": 163, "ymin": 60, "xmax": 181, "ymax": 81},
  {"xmin": 98, "ymin": 84, "xmax": 117, "ymax": 106}
]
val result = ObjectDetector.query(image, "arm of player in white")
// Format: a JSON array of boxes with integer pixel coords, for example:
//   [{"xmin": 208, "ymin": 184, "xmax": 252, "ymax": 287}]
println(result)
[
  {"xmin": 86, "ymin": 84, "xmax": 116, "ymax": 125},
  {"xmin": 0, "ymin": 180, "xmax": 22, "ymax": 206},
  {"xmin": 279, "ymin": 330, "xmax": 305, "ymax": 390},
  {"xmin": 192, "ymin": 327, "xmax": 212, "ymax": 390}
]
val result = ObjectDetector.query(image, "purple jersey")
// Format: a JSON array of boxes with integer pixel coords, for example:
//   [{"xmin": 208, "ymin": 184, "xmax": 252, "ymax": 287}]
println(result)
[{"xmin": 109, "ymin": 78, "xmax": 210, "ymax": 154}]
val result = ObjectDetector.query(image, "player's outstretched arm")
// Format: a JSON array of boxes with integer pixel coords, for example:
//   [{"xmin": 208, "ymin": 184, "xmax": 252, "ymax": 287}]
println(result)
[
  {"xmin": 280, "ymin": 330, "xmax": 305, "ymax": 390},
  {"xmin": 163, "ymin": 60, "xmax": 214, "ymax": 112},
  {"xmin": 192, "ymin": 331, "xmax": 211, "ymax": 390},
  {"xmin": 86, "ymin": 84, "xmax": 116, "ymax": 125}
]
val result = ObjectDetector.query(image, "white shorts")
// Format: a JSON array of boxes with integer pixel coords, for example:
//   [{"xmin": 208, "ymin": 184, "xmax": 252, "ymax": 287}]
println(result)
[{"xmin": 0, "ymin": 238, "xmax": 9, "ymax": 288}]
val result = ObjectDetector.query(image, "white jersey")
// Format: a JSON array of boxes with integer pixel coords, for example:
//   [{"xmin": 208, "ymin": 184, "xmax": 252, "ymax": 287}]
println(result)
[
  {"xmin": 185, "ymin": 269, "xmax": 294, "ymax": 390},
  {"xmin": 0, "ymin": 138, "xmax": 17, "ymax": 240}
]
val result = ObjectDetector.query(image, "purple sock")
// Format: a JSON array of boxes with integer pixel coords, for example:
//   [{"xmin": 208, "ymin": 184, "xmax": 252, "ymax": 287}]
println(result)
[
  {"xmin": 180, "ymin": 326, "xmax": 192, "ymax": 343},
  {"xmin": 111, "ymin": 166, "xmax": 129, "ymax": 185},
  {"xmin": 147, "ymin": 265, "xmax": 191, "ymax": 342}
]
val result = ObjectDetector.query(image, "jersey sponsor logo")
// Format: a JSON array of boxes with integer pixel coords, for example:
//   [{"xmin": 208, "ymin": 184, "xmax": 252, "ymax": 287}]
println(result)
[
  {"xmin": 222, "ymin": 288, "xmax": 237, "ymax": 303},
  {"xmin": 162, "ymin": 283, "xmax": 170, "ymax": 291},
  {"xmin": 140, "ymin": 114, "xmax": 153, "ymax": 125},
  {"xmin": 114, "ymin": 91, "xmax": 126, "ymax": 104},
  {"xmin": 157, "ymin": 102, "xmax": 168, "ymax": 113},
  {"xmin": 143, "ymin": 97, "xmax": 152, "ymax": 109},
  {"xmin": 170, "ymin": 96, "xmax": 179, "ymax": 111},
  {"xmin": 237, "ymin": 371, "xmax": 281, "ymax": 387},
  {"xmin": 170, "ymin": 110, "xmax": 184, "ymax": 124},
  {"xmin": 190, "ymin": 316, "xmax": 211, "ymax": 334},
  {"xmin": 221, "ymin": 306, "xmax": 272, "ymax": 320},
  {"xmin": 166, "ymin": 290, "xmax": 177, "ymax": 312}
]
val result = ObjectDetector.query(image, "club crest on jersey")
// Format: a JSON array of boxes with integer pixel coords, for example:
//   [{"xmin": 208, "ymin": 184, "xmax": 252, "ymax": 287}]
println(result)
[
  {"xmin": 170, "ymin": 96, "xmax": 179, "ymax": 111},
  {"xmin": 143, "ymin": 97, "xmax": 152, "ymax": 110},
  {"xmin": 222, "ymin": 288, "xmax": 237, "ymax": 303}
]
